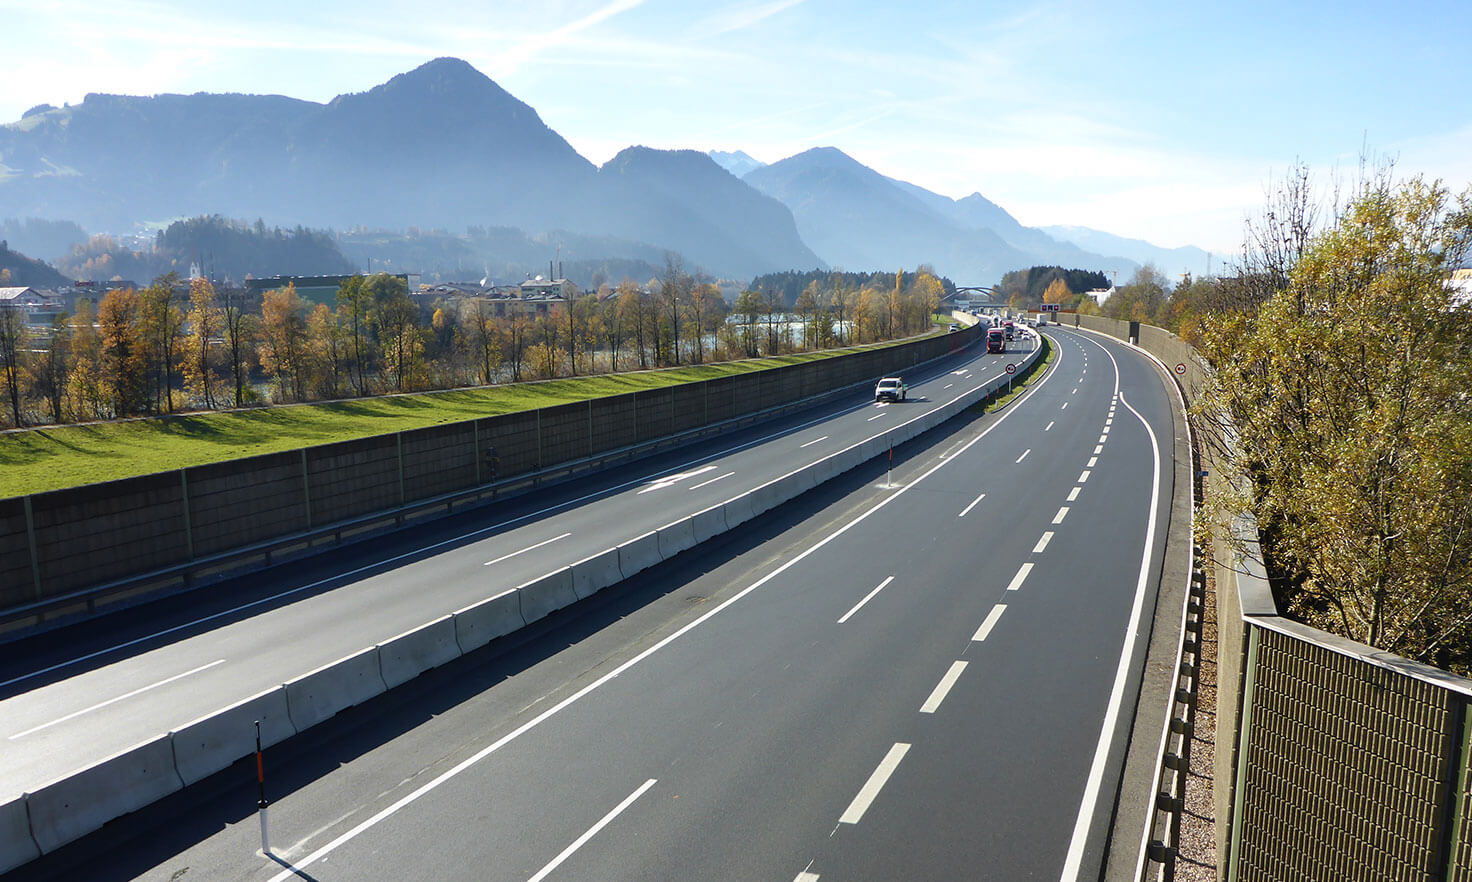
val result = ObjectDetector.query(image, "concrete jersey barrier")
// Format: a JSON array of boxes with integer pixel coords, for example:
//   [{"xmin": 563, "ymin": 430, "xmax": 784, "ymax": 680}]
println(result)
[
  {"xmin": 284, "ymin": 647, "xmax": 389, "ymax": 732},
  {"xmin": 516, "ymin": 567, "xmax": 577, "ymax": 625},
  {"xmin": 377, "ymin": 615, "xmax": 463, "ymax": 689},
  {"xmin": 0, "ymin": 796, "xmax": 39, "ymax": 875},
  {"xmin": 25, "ymin": 733, "xmax": 183, "ymax": 855},
  {"xmin": 171, "ymin": 686, "xmax": 297, "ymax": 786},
  {"xmin": 453, "ymin": 590, "xmax": 525, "ymax": 653},
  {"xmin": 570, "ymin": 548, "xmax": 623, "ymax": 600}
]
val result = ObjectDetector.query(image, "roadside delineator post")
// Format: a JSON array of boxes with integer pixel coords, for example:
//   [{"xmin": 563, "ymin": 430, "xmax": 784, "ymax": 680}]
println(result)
[{"xmin": 255, "ymin": 720, "xmax": 270, "ymax": 855}]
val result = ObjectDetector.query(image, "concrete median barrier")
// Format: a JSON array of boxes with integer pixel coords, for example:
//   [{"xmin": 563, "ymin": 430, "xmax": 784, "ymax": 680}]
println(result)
[
  {"xmin": 656, "ymin": 518, "xmax": 698, "ymax": 559},
  {"xmin": 747, "ymin": 478, "xmax": 787, "ymax": 518},
  {"xmin": 0, "ymin": 795, "xmax": 38, "ymax": 875},
  {"xmin": 616, "ymin": 531, "xmax": 661, "ymax": 579},
  {"xmin": 570, "ymin": 548, "xmax": 622, "ymax": 600},
  {"xmin": 171, "ymin": 686, "xmax": 296, "ymax": 786},
  {"xmin": 26, "ymin": 733, "xmax": 183, "ymax": 855},
  {"xmin": 721, "ymin": 492, "xmax": 757, "ymax": 529},
  {"xmin": 377, "ymin": 616, "xmax": 462, "ymax": 689},
  {"xmin": 517, "ymin": 567, "xmax": 577, "ymax": 625},
  {"xmin": 284, "ymin": 647, "xmax": 388, "ymax": 732},
  {"xmin": 690, "ymin": 505, "xmax": 728, "ymax": 544},
  {"xmin": 453, "ymin": 590, "xmax": 525, "ymax": 653}
]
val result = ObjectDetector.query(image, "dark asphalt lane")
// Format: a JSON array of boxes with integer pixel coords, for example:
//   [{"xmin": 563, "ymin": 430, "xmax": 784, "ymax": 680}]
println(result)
[
  {"xmin": 0, "ymin": 335, "xmax": 1035, "ymax": 801},
  {"xmin": 2, "ymin": 324, "xmax": 1184, "ymax": 882}
]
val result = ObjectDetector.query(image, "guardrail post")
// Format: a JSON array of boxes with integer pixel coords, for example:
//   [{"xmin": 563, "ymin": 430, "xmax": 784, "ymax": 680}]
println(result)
[
  {"xmin": 300, "ymin": 448, "xmax": 312, "ymax": 529},
  {"xmin": 179, "ymin": 469, "xmax": 194, "ymax": 560},
  {"xmin": 23, "ymin": 495, "xmax": 41, "ymax": 601},
  {"xmin": 396, "ymin": 432, "xmax": 406, "ymax": 505}
]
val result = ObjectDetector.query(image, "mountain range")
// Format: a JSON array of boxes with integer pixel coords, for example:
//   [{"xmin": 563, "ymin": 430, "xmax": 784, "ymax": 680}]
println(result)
[{"xmin": 0, "ymin": 57, "xmax": 1204, "ymax": 285}]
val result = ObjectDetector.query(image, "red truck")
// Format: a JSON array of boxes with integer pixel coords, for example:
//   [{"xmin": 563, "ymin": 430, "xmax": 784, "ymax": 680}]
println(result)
[{"xmin": 987, "ymin": 327, "xmax": 1006, "ymax": 353}]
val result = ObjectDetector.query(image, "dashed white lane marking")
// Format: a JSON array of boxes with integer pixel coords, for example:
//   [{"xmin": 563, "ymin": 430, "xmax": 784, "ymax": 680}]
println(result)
[
  {"xmin": 1053, "ymin": 506, "xmax": 1070, "ymax": 524},
  {"xmin": 1105, "ymin": 418, "xmax": 1113, "ymax": 426},
  {"xmin": 972, "ymin": 604, "xmax": 1007, "ymax": 641},
  {"xmin": 10, "ymin": 659, "xmax": 227, "ymax": 739},
  {"xmin": 638, "ymin": 465, "xmax": 718, "ymax": 494},
  {"xmin": 483, "ymin": 532, "xmax": 572, "ymax": 566},
  {"xmin": 1098, "ymin": 434, "xmax": 1108, "ymax": 444},
  {"xmin": 959, "ymin": 492, "xmax": 987, "ymax": 518},
  {"xmin": 795, "ymin": 874, "xmax": 821, "ymax": 882},
  {"xmin": 1079, "ymin": 470, "xmax": 1092, "ymax": 483},
  {"xmin": 1016, "ymin": 448, "xmax": 1031, "ymax": 464},
  {"xmin": 867, "ymin": 413, "xmax": 886, "ymax": 421},
  {"xmin": 800, "ymin": 435, "xmax": 830, "ymax": 449},
  {"xmin": 1068, "ymin": 487, "xmax": 1081, "ymax": 502},
  {"xmin": 1045, "ymin": 421, "xmax": 1055, "ymax": 431},
  {"xmin": 837, "ymin": 576, "xmax": 896, "ymax": 624},
  {"xmin": 1093, "ymin": 445, "xmax": 1103, "ymax": 455},
  {"xmin": 920, "ymin": 661, "xmax": 969, "ymax": 714},
  {"xmin": 839, "ymin": 743, "xmax": 911, "ymax": 824},
  {"xmin": 1034, "ymin": 532, "xmax": 1054, "ymax": 553},
  {"xmin": 1005, "ymin": 562, "xmax": 1034, "ymax": 592},
  {"xmin": 944, "ymin": 383, "xmax": 954, "ymax": 389},
  {"xmin": 1061, "ymin": 402, "xmax": 1069, "ymax": 410},
  {"xmin": 1088, "ymin": 456, "xmax": 1098, "ymax": 467},
  {"xmin": 1072, "ymin": 388, "xmax": 1079, "ymax": 395},
  {"xmin": 689, "ymin": 472, "xmax": 735, "ymax": 490},
  {"xmin": 527, "ymin": 778, "xmax": 658, "ymax": 882}
]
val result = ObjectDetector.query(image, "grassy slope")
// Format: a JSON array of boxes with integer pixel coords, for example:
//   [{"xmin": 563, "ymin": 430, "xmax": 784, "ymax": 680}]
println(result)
[{"xmin": 0, "ymin": 343, "xmax": 911, "ymax": 497}]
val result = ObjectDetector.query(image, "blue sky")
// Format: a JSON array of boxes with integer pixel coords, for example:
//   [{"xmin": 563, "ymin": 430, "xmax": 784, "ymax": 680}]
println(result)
[{"xmin": 4, "ymin": 0, "xmax": 1470, "ymax": 257}]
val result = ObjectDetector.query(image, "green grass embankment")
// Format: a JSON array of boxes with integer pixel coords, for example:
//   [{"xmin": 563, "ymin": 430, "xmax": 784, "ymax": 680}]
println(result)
[{"xmin": 0, "ymin": 338, "xmax": 924, "ymax": 497}]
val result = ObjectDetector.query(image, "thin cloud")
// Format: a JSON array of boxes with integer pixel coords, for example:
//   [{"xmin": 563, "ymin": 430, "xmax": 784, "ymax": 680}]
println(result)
[
  {"xmin": 687, "ymin": 0, "xmax": 805, "ymax": 39},
  {"xmin": 493, "ymin": 0, "xmax": 646, "ymax": 77}
]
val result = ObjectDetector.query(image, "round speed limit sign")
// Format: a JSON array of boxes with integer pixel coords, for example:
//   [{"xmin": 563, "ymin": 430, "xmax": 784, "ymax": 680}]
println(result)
[
  {"xmin": 1005, "ymin": 363, "xmax": 1016, "ymax": 374},
  {"xmin": 1175, "ymin": 363, "xmax": 1186, "ymax": 375}
]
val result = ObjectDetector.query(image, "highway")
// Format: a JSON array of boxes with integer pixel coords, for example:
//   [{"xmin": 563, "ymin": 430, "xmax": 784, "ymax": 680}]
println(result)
[
  {"xmin": 0, "ymin": 331, "xmax": 1031, "ymax": 805},
  {"xmin": 4, "ymin": 325, "xmax": 1183, "ymax": 881}
]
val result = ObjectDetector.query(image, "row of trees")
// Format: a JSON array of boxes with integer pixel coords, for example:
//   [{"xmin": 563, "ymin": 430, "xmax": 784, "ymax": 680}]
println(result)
[{"xmin": 0, "ymin": 264, "xmax": 947, "ymax": 427}]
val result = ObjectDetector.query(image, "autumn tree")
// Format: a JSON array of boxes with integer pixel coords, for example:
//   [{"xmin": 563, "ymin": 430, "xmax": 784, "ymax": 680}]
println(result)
[
  {"xmin": 33, "ymin": 313, "xmax": 70, "ymax": 424},
  {"xmin": 97, "ymin": 287, "xmax": 149, "ymax": 416},
  {"xmin": 221, "ymin": 286, "xmax": 257, "ymax": 407},
  {"xmin": 465, "ymin": 299, "xmax": 502, "ymax": 385},
  {"xmin": 65, "ymin": 300, "xmax": 109, "ymax": 420},
  {"xmin": 183, "ymin": 278, "xmax": 223, "ymax": 409},
  {"xmin": 141, "ymin": 274, "xmax": 185, "ymax": 412},
  {"xmin": 260, "ymin": 284, "xmax": 309, "ymax": 402},
  {"xmin": 618, "ymin": 282, "xmax": 652, "ymax": 369},
  {"xmin": 336, "ymin": 274, "xmax": 374, "ymax": 395},
  {"xmin": 0, "ymin": 305, "xmax": 26, "ymax": 427},
  {"xmin": 1042, "ymin": 277, "xmax": 1072, "ymax": 305},
  {"xmin": 308, "ymin": 302, "xmax": 349, "ymax": 399},
  {"xmin": 1197, "ymin": 170, "xmax": 1472, "ymax": 670}
]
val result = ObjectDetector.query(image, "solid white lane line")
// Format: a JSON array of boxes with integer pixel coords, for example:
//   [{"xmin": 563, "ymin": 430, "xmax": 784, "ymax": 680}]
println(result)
[
  {"xmin": 867, "ymin": 413, "xmax": 886, "ymax": 421},
  {"xmin": 799, "ymin": 436, "xmax": 830, "ymax": 449},
  {"xmin": 1005, "ymin": 562, "xmax": 1034, "ymax": 592},
  {"xmin": 265, "ymin": 349, "xmax": 1060, "ymax": 882},
  {"xmin": 972, "ymin": 604, "xmax": 1006, "ymax": 641},
  {"xmin": 1079, "ymin": 470, "xmax": 1091, "ymax": 483},
  {"xmin": 1033, "ymin": 532, "xmax": 1053, "ymax": 553},
  {"xmin": 1059, "ymin": 369, "xmax": 1165, "ymax": 882},
  {"xmin": 1016, "ymin": 449, "xmax": 1031, "ymax": 464},
  {"xmin": 1045, "ymin": 421, "xmax": 1055, "ymax": 431},
  {"xmin": 958, "ymin": 492, "xmax": 987, "ymax": 518},
  {"xmin": 839, "ymin": 743, "xmax": 911, "ymax": 824},
  {"xmin": 689, "ymin": 472, "xmax": 735, "ymax": 490},
  {"xmin": 1053, "ymin": 507, "xmax": 1070, "ymax": 524},
  {"xmin": 837, "ymin": 576, "xmax": 896, "ymax": 624},
  {"xmin": 1068, "ymin": 487, "xmax": 1080, "ymax": 502},
  {"xmin": 919, "ymin": 661, "xmax": 969, "ymax": 714},
  {"xmin": 526, "ymin": 778, "xmax": 657, "ymax": 882},
  {"xmin": 483, "ymin": 532, "xmax": 572, "ymax": 566},
  {"xmin": 10, "ymin": 659, "xmax": 227, "ymax": 739}
]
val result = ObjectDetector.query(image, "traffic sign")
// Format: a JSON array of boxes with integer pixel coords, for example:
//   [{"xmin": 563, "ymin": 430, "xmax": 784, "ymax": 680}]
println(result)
[
  {"xmin": 1175, "ymin": 363, "xmax": 1186, "ymax": 375},
  {"xmin": 1005, "ymin": 363, "xmax": 1016, "ymax": 374}
]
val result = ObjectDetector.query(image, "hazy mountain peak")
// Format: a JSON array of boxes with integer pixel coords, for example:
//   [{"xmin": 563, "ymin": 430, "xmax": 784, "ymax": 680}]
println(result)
[{"xmin": 709, "ymin": 150, "xmax": 765, "ymax": 177}]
